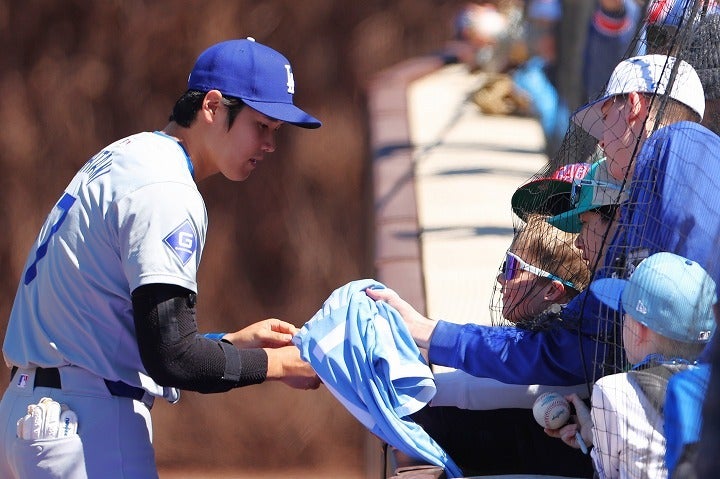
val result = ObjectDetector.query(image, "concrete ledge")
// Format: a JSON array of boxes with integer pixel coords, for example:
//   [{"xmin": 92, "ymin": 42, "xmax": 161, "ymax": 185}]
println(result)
[{"xmin": 367, "ymin": 55, "xmax": 449, "ymax": 317}]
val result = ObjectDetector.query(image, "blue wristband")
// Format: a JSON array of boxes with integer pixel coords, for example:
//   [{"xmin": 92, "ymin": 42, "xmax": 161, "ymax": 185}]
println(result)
[{"xmin": 203, "ymin": 332, "xmax": 226, "ymax": 341}]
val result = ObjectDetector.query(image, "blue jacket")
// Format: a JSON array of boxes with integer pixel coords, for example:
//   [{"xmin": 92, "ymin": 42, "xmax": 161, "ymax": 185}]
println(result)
[
  {"xmin": 607, "ymin": 121, "xmax": 720, "ymax": 293},
  {"xmin": 428, "ymin": 287, "xmax": 622, "ymax": 386},
  {"xmin": 665, "ymin": 364, "xmax": 710, "ymax": 475}
]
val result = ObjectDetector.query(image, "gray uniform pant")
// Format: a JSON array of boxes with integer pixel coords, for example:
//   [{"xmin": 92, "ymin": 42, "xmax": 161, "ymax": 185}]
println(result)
[{"xmin": 0, "ymin": 366, "xmax": 157, "ymax": 479}]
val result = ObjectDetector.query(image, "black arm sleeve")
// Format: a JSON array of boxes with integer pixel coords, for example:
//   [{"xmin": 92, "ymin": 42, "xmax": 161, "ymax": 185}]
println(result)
[{"xmin": 131, "ymin": 283, "xmax": 268, "ymax": 393}]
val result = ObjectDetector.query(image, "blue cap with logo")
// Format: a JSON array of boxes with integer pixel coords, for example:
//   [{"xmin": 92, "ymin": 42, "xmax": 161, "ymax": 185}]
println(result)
[
  {"xmin": 188, "ymin": 37, "xmax": 321, "ymax": 129},
  {"xmin": 590, "ymin": 252, "xmax": 717, "ymax": 343}
]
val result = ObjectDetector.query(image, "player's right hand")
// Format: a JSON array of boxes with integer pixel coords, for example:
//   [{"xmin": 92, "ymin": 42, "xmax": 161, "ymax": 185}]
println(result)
[{"xmin": 264, "ymin": 345, "xmax": 321, "ymax": 390}]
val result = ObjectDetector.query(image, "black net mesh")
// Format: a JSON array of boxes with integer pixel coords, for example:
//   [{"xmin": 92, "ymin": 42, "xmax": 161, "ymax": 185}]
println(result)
[{"xmin": 486, "ymin": 1, "xmax": 720, "ymax": 476}]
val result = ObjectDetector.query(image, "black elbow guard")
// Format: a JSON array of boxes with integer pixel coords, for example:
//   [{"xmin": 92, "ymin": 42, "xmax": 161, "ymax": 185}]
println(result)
[
  {"xmin": 132, "ymin": 283, "xmax": 268, "ymax": 392},
  {"xmin": 219, "ymin": 340, "xmax": 268, "ymax": 385}
]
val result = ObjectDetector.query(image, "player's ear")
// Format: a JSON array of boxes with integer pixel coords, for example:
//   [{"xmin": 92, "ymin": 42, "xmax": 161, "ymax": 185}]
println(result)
[{"xmin": 200, "ymin": 90, "xmax": 224, "ymax": 123}]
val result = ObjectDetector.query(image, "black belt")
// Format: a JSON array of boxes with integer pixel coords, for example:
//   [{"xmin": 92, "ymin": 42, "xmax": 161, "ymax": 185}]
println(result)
[{"xmin": 10, "ymin": 366, "xmax": 148, "ymax": 404}]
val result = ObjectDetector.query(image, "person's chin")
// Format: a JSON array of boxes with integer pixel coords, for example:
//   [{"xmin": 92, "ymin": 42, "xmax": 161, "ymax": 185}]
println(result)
[
  {"xmin": 227, "ymin": 167, "xmax": 253, "ymax": 182},
  {"xmin": 502, "ymin": 308, "xmax": 518, "ymax": 323}
]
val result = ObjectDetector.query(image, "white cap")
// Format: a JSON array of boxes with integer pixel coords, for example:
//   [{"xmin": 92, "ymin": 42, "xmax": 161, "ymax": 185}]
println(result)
[{"xmin": 572, "ymin": 54, "xmax": 705, "ymax": 139}]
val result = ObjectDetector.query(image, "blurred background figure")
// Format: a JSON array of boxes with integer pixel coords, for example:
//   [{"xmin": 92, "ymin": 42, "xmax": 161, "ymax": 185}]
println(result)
[
  {"xmin": 511, "ymin": 0, "xmax": 569, "ymax": 160},
  {"xmin": 641, "ymin": 0, "xmax": 719, "ymax": 55},
  {"xmin": 450, "ymin": 1, "xmax": 515, "ymax": 72},
  {"xmin": 582, "ymin": 0, "xmax": 642, "ymax": 101}
]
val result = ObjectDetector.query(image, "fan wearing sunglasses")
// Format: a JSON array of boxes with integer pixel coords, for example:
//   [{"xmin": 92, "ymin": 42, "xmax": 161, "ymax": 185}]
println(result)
[
  {"xmin": 367, "ymin": 215, "xmax": 596, "ymax": 476},
  {"xmin": 497, "ymin": 214, "xmax": 590, "ymax": 326}
]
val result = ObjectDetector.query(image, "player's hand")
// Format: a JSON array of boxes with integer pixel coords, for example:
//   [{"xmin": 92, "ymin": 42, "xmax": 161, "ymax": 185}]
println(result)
[
  {"xmin": 224, "ymin": 318, "xmax": 299, "ymax": 348},
  {"xmin": 264, "ymin": 345, "xmax": 321, "ymax": 390},
  {"xmin": 365, "ymin": 287, "xmax": 437, "ymax": 349}
]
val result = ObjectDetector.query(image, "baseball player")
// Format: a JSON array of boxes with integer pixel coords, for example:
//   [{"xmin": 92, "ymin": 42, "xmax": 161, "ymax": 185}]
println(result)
[{"xmin": 0, "ymin": 38, "xmax": 321, "ymax": 479}]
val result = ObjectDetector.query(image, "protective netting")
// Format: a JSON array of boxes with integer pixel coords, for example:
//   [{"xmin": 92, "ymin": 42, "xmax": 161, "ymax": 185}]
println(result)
[{"xmin": 486, "ymin": 1, "xmax": 720, "ymax": 477}]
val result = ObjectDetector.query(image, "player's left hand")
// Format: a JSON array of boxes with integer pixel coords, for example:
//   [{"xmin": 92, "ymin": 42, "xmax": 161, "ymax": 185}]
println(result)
[{"xmin": 224, "ymin": 318, "xmax": 299, "ymax": 348}]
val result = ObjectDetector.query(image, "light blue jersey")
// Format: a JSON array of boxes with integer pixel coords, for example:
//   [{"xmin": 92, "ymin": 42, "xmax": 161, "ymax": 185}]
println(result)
[
  {"xmin": 294, "ymin": 279, "xmax": 463, "ymax": 478},
  {"xmin": 3, "ymin": 131, "xmax": 207, "ymax": 396}
]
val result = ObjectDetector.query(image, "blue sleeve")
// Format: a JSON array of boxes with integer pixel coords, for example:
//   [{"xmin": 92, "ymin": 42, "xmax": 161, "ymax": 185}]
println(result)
[
  {"xmin": 427, "ymin": 288, "xmax": 622, "ymax": 386},
  {"xmin": 428, "ymin": 320, "xmax": 602, "ymax": 386},
  {"xmin": 203, "ymin": 332, "xmax": 225, "ymax": 341},
  {"xmin": 624, "ymin": 123, "xmax": 720, "ymax": 290},
  {"xmin": 665, "ymin": 365, "xmax": 710, "ymax": 474}
]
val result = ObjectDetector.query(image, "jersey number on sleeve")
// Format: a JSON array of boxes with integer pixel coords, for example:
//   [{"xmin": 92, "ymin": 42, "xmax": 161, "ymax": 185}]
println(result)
[{"xmin": 24, "ymin": 192, "xmax": 77, "ymax": 285}]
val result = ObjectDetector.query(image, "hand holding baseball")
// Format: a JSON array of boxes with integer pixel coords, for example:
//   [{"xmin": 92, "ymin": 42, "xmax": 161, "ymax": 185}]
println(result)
[
  {"xmin": 533, "ymin": 392, "xmax": 571, "ymax": 429},
  {"xmin": 538, "ymin": 393, "xmax": 593, "ymax": 451},
  {"xmin": 565, "ymin": 394, "xmax": 593, "ymax": 449}
]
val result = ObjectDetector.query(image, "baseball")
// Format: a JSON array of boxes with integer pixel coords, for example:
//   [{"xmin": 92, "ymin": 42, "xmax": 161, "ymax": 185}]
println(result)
[{"xmin": 533, "ymin": 392, "xmax": 571, "ymax": 429}]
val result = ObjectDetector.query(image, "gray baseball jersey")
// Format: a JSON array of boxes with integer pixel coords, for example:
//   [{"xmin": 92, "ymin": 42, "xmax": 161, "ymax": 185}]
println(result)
[{"xmin": 3, "ymin": 131, "xmax": 207, "ymax": 396}]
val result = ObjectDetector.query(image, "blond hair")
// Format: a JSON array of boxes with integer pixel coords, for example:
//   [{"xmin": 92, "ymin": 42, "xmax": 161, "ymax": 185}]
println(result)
[
  {"xmin": 647, "ymin": 95, "xmax": 702, "ymax": 128},
  {"xmin": 511, "ymin": 214, "xmax": 591, "ymax": 294}
]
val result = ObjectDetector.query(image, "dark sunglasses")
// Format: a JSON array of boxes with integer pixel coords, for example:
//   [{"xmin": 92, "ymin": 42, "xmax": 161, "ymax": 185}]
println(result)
[{"xmin": 502, "ymin": 252, "xmax": 577, "ymax": 290}]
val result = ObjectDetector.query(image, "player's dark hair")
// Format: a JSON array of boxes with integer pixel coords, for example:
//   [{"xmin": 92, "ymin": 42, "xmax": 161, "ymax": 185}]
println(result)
[{"xmin": 169, "ymin": 90, "xmax": 245, "ymax": 129}]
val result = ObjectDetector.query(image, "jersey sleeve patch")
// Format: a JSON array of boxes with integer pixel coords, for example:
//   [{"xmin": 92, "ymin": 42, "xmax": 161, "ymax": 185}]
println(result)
[{"xmin": 163, "ymin": 219, "xmax": 198, "ymax": 265}]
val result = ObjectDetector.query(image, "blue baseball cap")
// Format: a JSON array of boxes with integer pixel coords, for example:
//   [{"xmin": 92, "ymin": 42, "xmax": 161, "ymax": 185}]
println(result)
[
  {"xmin": 188, "ymin": 38, "xmax": 321, "ymax": 129},
  {"xmin": 590, "ymin": 252, "xmax": 717, "ymax": 343}
]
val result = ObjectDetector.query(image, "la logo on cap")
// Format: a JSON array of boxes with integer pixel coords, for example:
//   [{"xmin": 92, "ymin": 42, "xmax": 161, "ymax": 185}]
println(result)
[
  {"xmin": 284, "ymin": 65, "xmax": 295, "ymax": 94},
  {"xmin": 187, "ymin": 38, "xmax": 321, "ymax": 128}
]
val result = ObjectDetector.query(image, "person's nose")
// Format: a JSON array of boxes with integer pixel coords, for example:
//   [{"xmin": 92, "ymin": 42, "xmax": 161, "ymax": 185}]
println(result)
[
  {"xmin": 574, "ymin": 232, "xmax": 584, "ymax": 251},
  {"xmin": 262, "ymin": 131, "xmax": 277, "ymax": 153},
  {"xmin": 599, "ymin": 139, "xmax": 605, "ymax": 149}
]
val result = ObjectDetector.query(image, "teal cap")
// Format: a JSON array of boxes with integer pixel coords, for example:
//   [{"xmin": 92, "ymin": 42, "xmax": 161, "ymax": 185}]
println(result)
[{"xmin": 546, "ymin": 159, "xmax": 626, "ymax": 233}]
